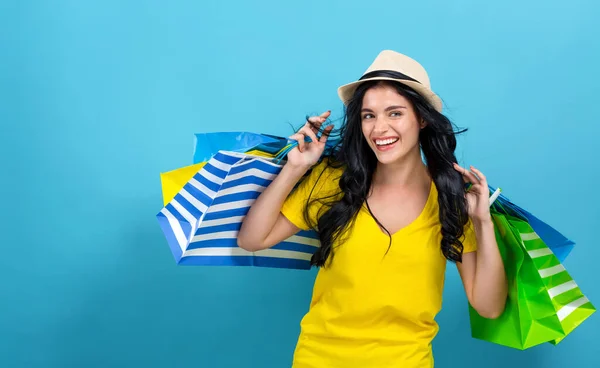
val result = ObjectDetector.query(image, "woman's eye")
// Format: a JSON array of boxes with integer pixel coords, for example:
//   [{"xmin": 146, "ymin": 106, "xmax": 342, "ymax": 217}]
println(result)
[
  {"xmin": 390, "ymin": 111, "xmax": 402, "ymax": 117},
  {"xmin": 362, "ymin": 114, "xmax": 374, "ymax": 119}
]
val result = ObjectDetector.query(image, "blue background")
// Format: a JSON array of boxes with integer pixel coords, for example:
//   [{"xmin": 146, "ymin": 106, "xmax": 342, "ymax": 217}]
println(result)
[{"xmin": 1, "ymin": 1, "xmax": 598, "ymax": 367}]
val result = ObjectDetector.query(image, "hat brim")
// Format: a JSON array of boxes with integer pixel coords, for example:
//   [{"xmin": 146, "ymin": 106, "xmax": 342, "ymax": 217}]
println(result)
[{"xmin": 337, "ymin": 77, "xmax": 443, "ymax": 113}]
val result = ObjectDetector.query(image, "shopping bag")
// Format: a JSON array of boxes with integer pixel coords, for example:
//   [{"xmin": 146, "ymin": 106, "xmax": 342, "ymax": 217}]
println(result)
[
  {"xmin": 468, "ymin": 210, "xmax": 595, "ymax": 349},
  {"xmin": 160, "ymin": 163, "xmax": 206, "ymax": 206},
  {"xmin": 490, "ymin": 186, "xmax": 575, "ymax": 262},
  {"xmin": 192, "ymin": 131, "xmax": 341, "ymax": 165},
  {"xmin": 160, "ymin": 149, "xmax": 283, "ymax": 207},
  {"xmin": 156, "ymin": 151, "xmax": 320, "ymax": 269},
  {"xmin": 192, "ymin": 132, "xmax": 288, "ymax": 164}
]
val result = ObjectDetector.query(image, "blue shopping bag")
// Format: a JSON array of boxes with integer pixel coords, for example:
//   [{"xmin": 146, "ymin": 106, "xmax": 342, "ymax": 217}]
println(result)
[
  {"xmin": 192, "ymin": 132, "xmax": 288, "ymax": 164},
  {"xmin": 490, "ymin": 186, "xmax": 575, "ymax": 262},
  {"xmin": 192, "ymin": 131, "xmax": 341, "ymax": 164},
  {"xmin": 157, "ymin": 151, "xmax": 320, "ymax": 269}
]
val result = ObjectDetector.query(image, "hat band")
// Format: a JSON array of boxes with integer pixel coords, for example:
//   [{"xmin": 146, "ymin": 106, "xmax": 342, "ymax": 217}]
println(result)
[{"xmin": 359, "ymin": 70, "xmax": 421, "ymax": 84}]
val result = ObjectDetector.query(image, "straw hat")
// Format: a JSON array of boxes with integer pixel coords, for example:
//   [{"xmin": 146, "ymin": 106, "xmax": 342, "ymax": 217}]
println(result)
[{"xmin": 337, "ymin": 50, "xmax": 443, "ymax": 112}]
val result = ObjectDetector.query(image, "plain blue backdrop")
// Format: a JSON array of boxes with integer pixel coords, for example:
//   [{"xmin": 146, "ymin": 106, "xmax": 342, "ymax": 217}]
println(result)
[{"xmin": 1, "ymin": 1, "xmax": 599, "ymax": 367}]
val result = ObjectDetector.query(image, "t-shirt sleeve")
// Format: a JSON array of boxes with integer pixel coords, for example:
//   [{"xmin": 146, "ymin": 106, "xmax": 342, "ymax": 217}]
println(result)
[
  {"xmin": 280, "ymin": 160, "xmax": 339, "ymax": 231},
  {"xmin": 462, "ymin": 219, "xmax": 478, "ymax": 253}
]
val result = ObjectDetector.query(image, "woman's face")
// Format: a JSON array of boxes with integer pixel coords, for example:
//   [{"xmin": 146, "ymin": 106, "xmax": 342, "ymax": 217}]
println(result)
[{"xmin": 360, "ymin": 83, "xmax": 423, "ymax": 166}]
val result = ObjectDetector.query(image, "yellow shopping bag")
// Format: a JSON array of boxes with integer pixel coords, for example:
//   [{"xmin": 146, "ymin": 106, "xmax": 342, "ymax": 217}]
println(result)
[{"xmin": 160, "ymin": 163, "xmax": 206, "ymax": 206}]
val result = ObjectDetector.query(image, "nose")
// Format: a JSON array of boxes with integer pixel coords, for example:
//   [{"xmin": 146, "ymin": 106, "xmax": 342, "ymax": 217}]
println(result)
[{"xmin": 373, "ymin": 118, "xmax": 389, "ymax": 134}]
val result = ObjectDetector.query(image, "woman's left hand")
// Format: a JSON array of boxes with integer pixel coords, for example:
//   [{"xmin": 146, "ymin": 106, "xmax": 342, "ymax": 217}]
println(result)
[{"xmin": 453, "ymin": 163, "xmax": 492, "ymax": 223}]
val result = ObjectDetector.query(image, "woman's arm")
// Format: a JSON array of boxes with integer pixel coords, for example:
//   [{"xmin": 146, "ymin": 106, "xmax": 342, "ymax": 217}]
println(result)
[
  {"xmin": 237, "ymin": 111, "xmax": 333, "ymax": 251},
  {"xmin": 237, "ymin": 163, "xmax": 308, "ymax": 251},
  {"xmin": 454, "ymin": 164, "xmax": 508, "ymax": 319},
  {"xmin": 457, "ymin": 220, "xmax": 507, "ymax": 319}
]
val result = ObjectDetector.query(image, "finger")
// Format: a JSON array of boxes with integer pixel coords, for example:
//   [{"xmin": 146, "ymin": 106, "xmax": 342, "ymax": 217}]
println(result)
[
  {"xmin": 289, "ymin": 132, "xmax": 306, "ymax": 152},
  {"xmin": 307, "ymin": 113, "xmax": 328, "ymax": 125},
  {"xmin": 308, "ymin": 110, "xmax": 330, "ymax": 121},
  {"xmin": 305, "ymin": 119, "xmax": 321, "ymax": 133},
  {"xmin": 300, "ymin": 126, "xmax": 319, "ymax": 146},
  {"xmin": 469, "ymin": 166, "xmax": 487, "ymax": 184},
  {"xmin": 319, "ymin": 124, "xmax": 334, "ymax": 143},
  {"xmin": 307, "ymin": 110, "xmax": 331, "ymax": 131},
  {"xmin": 453, "ymin": 163, "xmax": 479, "ymax": 184},
  {"xmin": 463, "ymin": 168, "xmax": 480, "ymax": 184},
  {"xmin": 453, "ymin": 163, "xmax": 470, "ymax": 183},
  {"xmin": 297, "ymin": 136, "xmax": 305, "ymax": 152},
  {"xmin": 320, "ymin": 110, "xmax": 331, "ymax": 119}
]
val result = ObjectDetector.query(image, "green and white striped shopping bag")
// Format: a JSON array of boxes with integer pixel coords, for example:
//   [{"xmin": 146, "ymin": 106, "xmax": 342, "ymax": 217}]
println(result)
[
  {"xmin": 509, "ymin": 217, "xmax": 595, "ymax": 345},
  {"xmin": 469, "ymin": 211, "xmax": 595, "ymax": 349}
]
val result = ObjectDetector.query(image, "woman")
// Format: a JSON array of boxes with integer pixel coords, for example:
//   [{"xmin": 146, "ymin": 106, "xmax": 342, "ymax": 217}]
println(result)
[{"xmin": 238, "ymin": 50, "xmax": 508, "ymax": 367}]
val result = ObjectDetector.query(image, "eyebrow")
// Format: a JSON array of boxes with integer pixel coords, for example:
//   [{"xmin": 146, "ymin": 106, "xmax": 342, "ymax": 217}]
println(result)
[{"xmin": 361, "ymin": 105, "xmax": 407, "ymax": 112}]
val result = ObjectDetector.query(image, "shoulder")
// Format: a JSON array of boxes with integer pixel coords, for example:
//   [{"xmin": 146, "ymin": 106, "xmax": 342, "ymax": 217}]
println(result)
[
  {"xmin": 298, "ymin": 158, "xmax": 344, "ymax": 196},
  {"xmin": 281, "ymin": 158, "xmax": 344, "ymax": 230}
]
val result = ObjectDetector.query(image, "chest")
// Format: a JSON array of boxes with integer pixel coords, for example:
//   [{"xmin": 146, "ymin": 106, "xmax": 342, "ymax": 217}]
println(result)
[
  {"xmin": 314, "ymin": 211, "xmax": 447, "ymax": 317},
  {"xmin": 365, "ymin": 185, "xmax": 431, "ymax": 236},
  {"xmin": 320, "ymin": 182, "xmax": 445, "ymax": 292}
]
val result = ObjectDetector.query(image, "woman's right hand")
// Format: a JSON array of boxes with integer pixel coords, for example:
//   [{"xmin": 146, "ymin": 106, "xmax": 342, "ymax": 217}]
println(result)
[{"xmin": 286, "ymin": 110, "xmax": 334, "ymax": 169}]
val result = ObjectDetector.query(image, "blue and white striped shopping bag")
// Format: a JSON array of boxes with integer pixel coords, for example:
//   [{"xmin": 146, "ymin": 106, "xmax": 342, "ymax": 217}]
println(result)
[{"xmin": 156, "ymin": 151, "xmax": 320, "ymax": 269}]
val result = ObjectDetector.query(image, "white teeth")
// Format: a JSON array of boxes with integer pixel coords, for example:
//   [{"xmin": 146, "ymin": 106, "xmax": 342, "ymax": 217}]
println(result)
[{"xmin": 375, "ymin": 138, "xmax": 398, "ymax": 146}]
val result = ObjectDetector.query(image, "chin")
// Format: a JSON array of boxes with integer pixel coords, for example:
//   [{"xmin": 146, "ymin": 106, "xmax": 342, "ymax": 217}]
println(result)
[{"xmin": 374, "ymin": 151, "xmax": 405, "ymax": 165}]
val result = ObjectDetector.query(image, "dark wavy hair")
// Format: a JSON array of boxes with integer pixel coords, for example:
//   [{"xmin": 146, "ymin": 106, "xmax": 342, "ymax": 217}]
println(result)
[{"xmin": 304, "ymin": 79, "xmax": 470, "ymax": 268}]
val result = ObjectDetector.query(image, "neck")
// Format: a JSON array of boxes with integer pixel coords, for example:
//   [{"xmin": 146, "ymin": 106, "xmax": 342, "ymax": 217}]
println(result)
[{"xmin": 372, "ymin": 148, "xmax": 430, "ymax": 187}]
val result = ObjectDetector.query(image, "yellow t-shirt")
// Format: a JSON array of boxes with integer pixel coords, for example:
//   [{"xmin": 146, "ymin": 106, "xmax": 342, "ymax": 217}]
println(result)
[{"xmin": 281, "ymin": 160, "xmax": 477, "ymax": 368}]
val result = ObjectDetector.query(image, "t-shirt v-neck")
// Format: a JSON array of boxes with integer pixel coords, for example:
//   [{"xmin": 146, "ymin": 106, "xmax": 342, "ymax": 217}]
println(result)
[{"xmin": 280, "ymin": 160, "xmax": 477, "ymax": 368}]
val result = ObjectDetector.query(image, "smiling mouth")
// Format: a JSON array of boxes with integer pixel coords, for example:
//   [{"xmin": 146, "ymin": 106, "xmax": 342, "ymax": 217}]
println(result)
[{"xmin": 374, "ymin": 138, "xmax": 399, "ymax": 146}]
